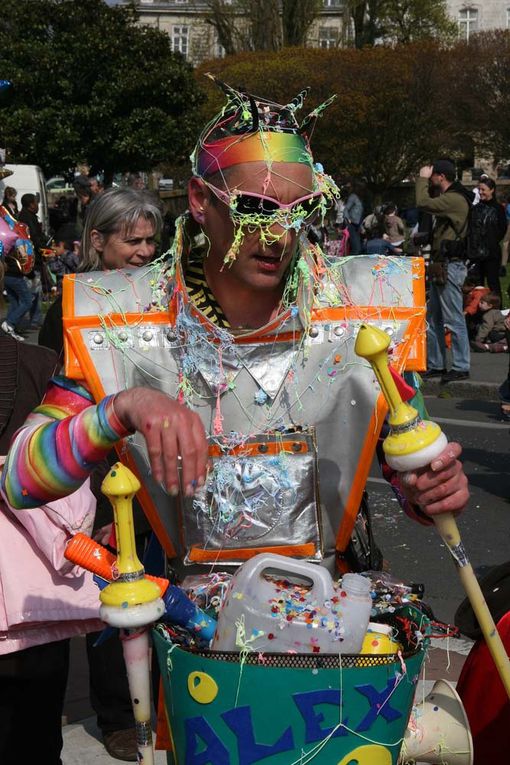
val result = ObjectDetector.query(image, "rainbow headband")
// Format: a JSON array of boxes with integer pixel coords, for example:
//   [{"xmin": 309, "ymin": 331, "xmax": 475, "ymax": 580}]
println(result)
[{"xmin": 194, "ymin": 131, "xmax": 313, "ymax": 178}]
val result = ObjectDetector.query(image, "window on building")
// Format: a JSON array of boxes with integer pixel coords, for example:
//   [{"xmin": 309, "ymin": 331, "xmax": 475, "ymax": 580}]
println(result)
[
  {"xmin": 318, "ymin": 27, "xmax": 338, "ymax": 48},
  {"xmin": 174, "ymin": 0, "xmax": 188, "ymax": 4},
  {"xmin": 323, "ymin": 0, "xmax": 342, "ymax": 7},
  {"xmin": 458, "ymin": 7, "xmax": 478, "ymax": 40},
  {"xmin": 172, "ymin": 25, "xmax": 189, "ymax": 56},
  {"xmin": 507, "ymin": 7, "xmax": 510, "ymax": 28}
]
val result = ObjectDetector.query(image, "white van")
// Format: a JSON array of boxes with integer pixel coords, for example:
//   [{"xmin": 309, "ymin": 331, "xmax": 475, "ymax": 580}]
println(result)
[{"xmin": 0, "ymin": 164, "xmax": 50, "ymax": 235}]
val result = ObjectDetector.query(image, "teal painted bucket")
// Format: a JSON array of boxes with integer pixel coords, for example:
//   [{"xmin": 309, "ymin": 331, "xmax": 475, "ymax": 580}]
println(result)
[{"xmin": 153, "ymin": 630, "xmax": 427, "ymax": 765}]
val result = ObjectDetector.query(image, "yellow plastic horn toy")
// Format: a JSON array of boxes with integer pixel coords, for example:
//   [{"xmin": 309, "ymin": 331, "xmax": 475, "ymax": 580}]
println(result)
[
  {"xmin": 100, "ymin": 462, "xmax": 165, "ymax": 765},
  {"xmin": 355, "ymin": 324, "xmax": 510, "ymax": 700}
]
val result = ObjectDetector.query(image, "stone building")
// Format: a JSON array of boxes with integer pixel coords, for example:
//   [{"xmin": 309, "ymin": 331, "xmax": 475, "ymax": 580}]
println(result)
[
  {"xmin": 130, "ymin": 1, "xmax": 510, "ymax": 65},
  {"xmin": 447, "ymin": 1, "xmax": 510, "ymax": 39},
  {"xmin": 134, "ymin": 0, "xmax": 347, "ymax": 65}
]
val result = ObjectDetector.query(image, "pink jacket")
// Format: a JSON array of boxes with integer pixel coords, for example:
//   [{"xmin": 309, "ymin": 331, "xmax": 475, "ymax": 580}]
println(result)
[{"xmin": 0, "ymin": 459, "xmax": 102, "ymax": 654}]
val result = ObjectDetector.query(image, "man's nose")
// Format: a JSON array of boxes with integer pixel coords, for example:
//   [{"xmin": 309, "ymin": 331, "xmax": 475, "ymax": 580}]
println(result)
[{"xmin": 260, "ymin": 220, "xmax": 295, "ymax": 254}]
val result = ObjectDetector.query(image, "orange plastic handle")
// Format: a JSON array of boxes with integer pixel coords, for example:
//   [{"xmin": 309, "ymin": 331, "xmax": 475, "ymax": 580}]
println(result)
[{"xmin": 65, "ymin": 533, "xmax": 168, "ymax": 595}]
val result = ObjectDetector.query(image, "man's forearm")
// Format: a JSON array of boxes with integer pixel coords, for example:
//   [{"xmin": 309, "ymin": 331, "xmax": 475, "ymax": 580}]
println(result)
[{"xmin": 1, "ymin": 383, "xmax": 130, "ymax": 509}]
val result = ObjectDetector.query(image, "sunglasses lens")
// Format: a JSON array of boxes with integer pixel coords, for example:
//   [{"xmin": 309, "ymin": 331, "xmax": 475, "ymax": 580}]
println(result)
[
  {"xmin": 230, "ymin": 192, "xmax": 326, "ymax": 222},
  {"xmin": 234, "ymin": 195, "xmax": 279, "ymax": 216}
]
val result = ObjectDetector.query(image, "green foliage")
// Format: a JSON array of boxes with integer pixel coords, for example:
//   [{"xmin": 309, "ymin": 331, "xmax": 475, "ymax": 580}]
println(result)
[
  {"xmin": 380, "ymin": 0, "xmax": 457, "ymax": 44},
  {"xmin": 347, "ymin": 0, "xmax": 456, "ymax": 48},
  {"xmin": 0, "ymin": 0, "xmax": 203, "ymax": 176}
]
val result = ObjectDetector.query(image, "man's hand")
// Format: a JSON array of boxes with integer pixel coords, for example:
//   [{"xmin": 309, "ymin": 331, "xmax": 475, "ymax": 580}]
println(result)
[
  {"xmin": 419, "ymin": 165, "xmax": 434, "ymax": 179},
  {"xmin": 113, "ymin": 387, "xmax": 208, "ymax": 497},
  {"xmin": 399, "ymin": 442, "xmax": 469, "ymax": 517}
]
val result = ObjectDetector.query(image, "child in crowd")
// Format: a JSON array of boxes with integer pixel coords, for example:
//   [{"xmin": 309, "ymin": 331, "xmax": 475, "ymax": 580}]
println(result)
[
  {"xmin": 463, "ymin": 278, "xmax": 490, "ymax": 339},
  {"xmin": 47, "ymin": 238, "xmax": 81, "ymax": 292},
  {"xmin": 471, "ymin": 292, "xmax": 508, "ymax": 352},
  {"xmin": 382, "ymin": 202, "xmax": 405, "ymax": 246}
]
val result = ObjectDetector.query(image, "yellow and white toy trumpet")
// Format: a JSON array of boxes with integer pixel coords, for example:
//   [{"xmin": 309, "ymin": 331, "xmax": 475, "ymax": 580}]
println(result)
[
  {"xmin": 99, "ymin": 463, "xmax": 165, "ymax": 765},
  {"xmin": 355, "ymin": 323, "xmax": 510, "ymax": 700}
]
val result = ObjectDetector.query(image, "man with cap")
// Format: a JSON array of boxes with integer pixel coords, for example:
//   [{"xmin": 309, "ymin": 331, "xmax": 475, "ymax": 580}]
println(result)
[
  {"xmin": 416, "ymin": 160, "xmax": 473, "ymax": 383},
  {"xmin": 2, "ymin": 82, "xmax": 469, "ymax": 580}
]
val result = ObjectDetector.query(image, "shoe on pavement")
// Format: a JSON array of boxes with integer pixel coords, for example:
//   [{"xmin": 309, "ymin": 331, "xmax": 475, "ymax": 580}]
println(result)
[
  {"xmin": 441, "ymin": 369, "xmax": 470, "ymax": 383},
  {"xmin": 421, "ymin": 368, "xmax": 446, "ymax": 379},
  {"xmin": 1, "ymin": 320, "xmax": 25, "ymax": 342},
  {"xmin": 103, "ymin": 728, "xmax": 138, "ymax": 762},
  {"xmin": 470, "ymin": 340, "xmax": 490, "ymax": 352},
  {"xmin": 489, "ymin": 341, "xmax": 509, "ymax": 353}
]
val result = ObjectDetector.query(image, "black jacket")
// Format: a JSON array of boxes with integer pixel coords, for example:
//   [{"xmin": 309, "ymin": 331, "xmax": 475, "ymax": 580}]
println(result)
[{"xmin": 470, "ymin": 199, "xmax": 507, "ymax": 261}]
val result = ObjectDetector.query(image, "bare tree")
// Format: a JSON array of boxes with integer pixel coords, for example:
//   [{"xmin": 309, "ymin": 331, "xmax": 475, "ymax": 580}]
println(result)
[
  {"xmin": 202, "ymin": 0, "xmax": 323, "ymax": 54},
  {"xmin": 282, "ymin": 0, "xmax": 323, "ymax": 47}
]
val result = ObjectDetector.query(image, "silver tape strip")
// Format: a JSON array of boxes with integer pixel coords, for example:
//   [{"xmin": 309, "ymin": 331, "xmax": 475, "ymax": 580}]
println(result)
[
  {"xmin": 135, "ymin": 720, "xmax": 152, "ymax": 747},
  {"xmin": 117, "ymin": 570, "xmax": 144, "ymax": 583},
  {"xmin": 448, "ymin": 541, "xmax": 469, "ymax": 568}
]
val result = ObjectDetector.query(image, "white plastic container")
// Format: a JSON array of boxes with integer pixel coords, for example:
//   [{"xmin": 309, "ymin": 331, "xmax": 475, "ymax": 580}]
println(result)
[{"xmin": 212, "ymin": 554, "xmax": 372, "ymax": 654}]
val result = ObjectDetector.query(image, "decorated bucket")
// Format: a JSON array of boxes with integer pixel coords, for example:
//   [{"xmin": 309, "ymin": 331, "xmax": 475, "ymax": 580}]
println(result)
[{"xmin": 153, "ymin": 626, "xmax": 427, "ymax": 765}]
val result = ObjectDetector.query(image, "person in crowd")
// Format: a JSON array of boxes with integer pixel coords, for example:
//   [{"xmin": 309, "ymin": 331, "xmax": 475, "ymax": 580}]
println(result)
[
  {"xmin": 88, "ymin": 176, "xmax": 104, "ymax": 196},
  {"xmin": 0, "ymin": 318, "xmax": 101, "ymax": 765},
  {"xmin": 462, "ymin": 278, "xmax": 490, "ymax": 340},
  {"xmin": 1, "ymin": 207, "xmax": 34, "ymax": 340},
  {"xmin": 2, "ymin": 185, "xmax": 18, "ymax": 217},
  {"xmin": 471, "ymin": 292, "xmax": 508, "ymax": 352},
  {"xmin": 360, "ymin": 205, "xmax": 383, "ymax": 243},
  {"xmin": 343, "ymin": 179, "xmax": 363, "ymax": 255},
  {"xmin": 46, "ymin": 236, "xmax": 81, "ymax": 293},
  {"xmin": 38, "ymin": 187, "xmax": 162, "ymax": 762},
  {"xmin": 416, "ymin": 159, "xmax": 473, "ymax": 383},
  {"xmin": 73, "ymin": 174, "xmax": 96, "ymax": 230},
  {"xmin": 500, "ymin": 192, "xmax": 510, "ymax": 276},
  {"xmin": 127, "ymin": 172, "xmax": 146, "ymax": 190},
  {"xmin": 39, "ymin": 188, "xmax": 161, "ymax": 357},
  {"xmin": 382, "ymin": 202, "xmax": 405, "ymax": 246},
  {"xmin": 468, "ymin": 177, "xmax": 507, "ymax": 301},
  {"xmin": 3, "ymin": 83, "xmax": 469, "ymax": 758},
  {"xmin": 18, "ymin": 192, "xmax": 52, "ymax": 316},
  {"xmin": 18, "ymin": 192, "xmax": 46, "ymax": 253}
]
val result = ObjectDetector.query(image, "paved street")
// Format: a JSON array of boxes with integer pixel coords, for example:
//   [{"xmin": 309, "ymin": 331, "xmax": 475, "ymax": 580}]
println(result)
[{"xmin": 370, "ymin": 391, "xmax": 510, "ymax": 626}]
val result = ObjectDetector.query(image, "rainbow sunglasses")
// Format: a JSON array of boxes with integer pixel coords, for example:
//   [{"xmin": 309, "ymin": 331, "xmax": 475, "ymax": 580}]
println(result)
[{"xmin": 204, "ymin": 181, "xmax": 329, "ymax": 225}]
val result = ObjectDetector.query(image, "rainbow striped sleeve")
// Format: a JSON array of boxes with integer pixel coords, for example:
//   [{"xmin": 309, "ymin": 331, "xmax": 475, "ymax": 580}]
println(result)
[{"xmin": 1, "ymin": 375, "xmax": 130, "ymax": 509}]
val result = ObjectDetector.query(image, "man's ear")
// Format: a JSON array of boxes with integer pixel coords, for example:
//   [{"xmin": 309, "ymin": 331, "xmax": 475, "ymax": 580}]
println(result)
[
  {"xmin": 90, "ymin": 229, "xmax": 104, "ymax": 252},
  {"xmin": 188, "ymin": 177, "xmax": 209, "ymax": 224}
]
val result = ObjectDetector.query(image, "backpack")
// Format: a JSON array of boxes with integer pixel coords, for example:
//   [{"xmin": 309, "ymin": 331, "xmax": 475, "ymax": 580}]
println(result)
[{"xmin": 441, "ymin": 185, "xmax": 473, "ymax": 261}]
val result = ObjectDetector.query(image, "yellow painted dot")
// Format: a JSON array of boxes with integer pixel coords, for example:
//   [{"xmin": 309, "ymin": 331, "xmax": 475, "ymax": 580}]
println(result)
[
  {"xmin": 337, "ymin": 744, "xmax": 392, "ymax": 765},
  {"xmin": 187, "ymin": 671, "xmax": 218, "ymax": 704}
]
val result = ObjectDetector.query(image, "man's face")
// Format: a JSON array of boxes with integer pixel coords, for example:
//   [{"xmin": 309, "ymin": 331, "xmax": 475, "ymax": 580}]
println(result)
[
  {"xmin": 429, "ymin": 172, "xmax": 444, "ymax": 191},
  {"xmin": 195, "ymin": 160, "xmax": 315, "ymax": 293},
  {"xmin": 29, "ymin": 200, "xmax": 39, "ymax": 214}
]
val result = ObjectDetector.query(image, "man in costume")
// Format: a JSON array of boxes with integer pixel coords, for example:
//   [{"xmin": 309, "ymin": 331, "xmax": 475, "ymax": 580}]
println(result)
[{"xmin": 1, "ymin": 80, "xmax": 468, "ymax": 576}]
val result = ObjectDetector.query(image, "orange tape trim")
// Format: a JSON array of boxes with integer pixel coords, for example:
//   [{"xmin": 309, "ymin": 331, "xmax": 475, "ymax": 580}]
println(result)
[
  {"xmin": 187, "ymin": 542, "xmax": 317, "ymax": 563},
  {"xmin": 62, "ymin": 280, "xmax": 178, "ymax": 557},
  {"xmin": 63, "ymin": 259, "xmax": 426, "ymax": 560},
  {"xmin": 208, "ymin": 440, "xmax": 309, "ymax": 458}
]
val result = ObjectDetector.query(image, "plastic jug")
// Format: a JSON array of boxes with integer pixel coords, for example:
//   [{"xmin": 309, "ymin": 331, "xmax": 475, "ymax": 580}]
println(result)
[{"xmin": 212, "ymin": 554, "xmax": 372, "ymax": 654}]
